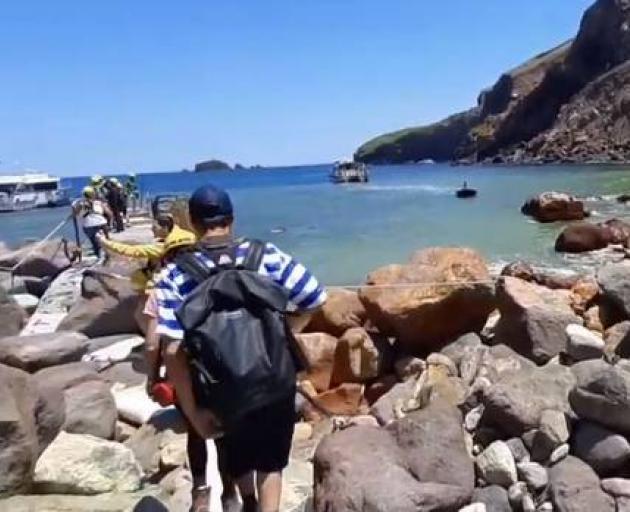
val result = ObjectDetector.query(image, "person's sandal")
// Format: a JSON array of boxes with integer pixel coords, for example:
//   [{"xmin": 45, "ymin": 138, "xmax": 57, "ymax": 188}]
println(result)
[{"xmin": 190, "ymin": 485, "xmax": 211, "ymax": 512}]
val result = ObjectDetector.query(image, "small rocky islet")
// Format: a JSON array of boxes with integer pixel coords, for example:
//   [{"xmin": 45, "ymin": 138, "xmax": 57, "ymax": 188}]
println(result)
[{"xmin": 3, "ymin": 194, "xmax": 630, "ymax": 511}]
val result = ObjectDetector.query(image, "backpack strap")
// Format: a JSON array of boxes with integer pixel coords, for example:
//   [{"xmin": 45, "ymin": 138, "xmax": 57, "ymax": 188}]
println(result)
[
  {"xmin": 175, "ymin": 251, "xmax": 214, "ymax": 283},
  {"xmin": 243, "ymin": 239, "xmax": 265, "ymax": 271}
]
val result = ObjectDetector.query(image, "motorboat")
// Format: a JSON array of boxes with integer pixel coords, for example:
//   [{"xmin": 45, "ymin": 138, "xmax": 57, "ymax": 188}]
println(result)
[
  {"xmin": 330, "ymin": 160, "xmax": 369, "ymax": 184},
  {"xmin": 456, "ymin": 182, "xmax": 477, "ymax": 199},
  {"xmin": 0, "ymin": 173, "xmax": 71, "ymax": 213}
]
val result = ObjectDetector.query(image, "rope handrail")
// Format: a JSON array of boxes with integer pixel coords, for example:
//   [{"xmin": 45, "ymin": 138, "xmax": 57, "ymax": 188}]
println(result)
[{"xmin": 10, "ymin": 215, "xmax": 72, "ymax": 273}]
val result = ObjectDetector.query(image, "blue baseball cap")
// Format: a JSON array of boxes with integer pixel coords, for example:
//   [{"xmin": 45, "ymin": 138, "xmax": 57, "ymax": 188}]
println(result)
[{"xmin": 189, "ymin": 185, "xmax": 233, "ymax": 223}]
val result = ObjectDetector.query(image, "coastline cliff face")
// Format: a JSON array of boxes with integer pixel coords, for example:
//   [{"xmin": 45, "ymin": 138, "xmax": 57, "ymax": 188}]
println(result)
[{"xmin": 356, "ymin": 0, "xmax": 630, "ymax": 165}]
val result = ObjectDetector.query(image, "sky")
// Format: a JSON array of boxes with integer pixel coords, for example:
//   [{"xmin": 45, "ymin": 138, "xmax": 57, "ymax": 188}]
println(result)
[{"xmin": 0, "ymin": 0, "xmax": 594, "ymax": 176}]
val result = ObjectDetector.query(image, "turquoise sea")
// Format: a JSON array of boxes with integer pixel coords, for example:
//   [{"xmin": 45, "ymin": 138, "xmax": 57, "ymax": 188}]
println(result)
[{"xmin": 3, "ymin": 164, "xmax": 630, "ymax": 285}]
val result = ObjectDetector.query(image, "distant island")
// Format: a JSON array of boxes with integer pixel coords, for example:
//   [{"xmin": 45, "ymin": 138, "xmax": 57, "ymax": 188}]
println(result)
[
  {"xmin": 194, "ymin": 159, "xmax": 232, "ymax": 172},
  {"xmin": 356, "ymin": 0, "xmax": 630, "ymax": 166}
]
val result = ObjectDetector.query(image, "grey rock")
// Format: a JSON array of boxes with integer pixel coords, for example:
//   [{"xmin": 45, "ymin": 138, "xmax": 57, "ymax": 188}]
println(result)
[
  {"xmin": 537, "ymin": 503, "xmax": 553, "ymax": 512},
  {"xmin": 572, "ymin": 421, "xmax": 630, "ymax": 476},
  {"xmin": 532, "ymin": 409, "xmax": 570, "ymax": 460},
  {"xmin": 394, "ymin": 356, "xmax": 426, "ymax": 381},
  {"xmin": 34, "ymin": 362, "xmax": 100, "ymax": 391},
  {"xmin": 549, "ymin": 444, "xmax": 570, "ymax": 465},
  {"xmin": 601, "ymin": 478, "xmax": 630, "ymax": 497},
  {"xmin": 476, "ymin": 344, "xmax": 536, "ymax": 384},
  {"xmin": 522, "ymin": 494, "xmax": 536, "ymax": 512},
  {"xmin": 370, "ymin": 378, "xmax": 416, "ymax": 425},
  {"xmin": 459, "ymin": 505, "xmax": 486, "ymax": 512},
  {"xmin": 465, "ymin": 405, "xmax": 484, "ymax": 432},
  {"xmin": 597, "ymin": 264, "xmax": 630, "ymax": 317},
  {"xmin": 508, "ymin": 482, "xmax": 528, "ymax": 509},
  {"xmin": 0, "ymin": 331, "xmax": 88, "ymax": 372},
  {"xmin": 441, "ymin": 332, "xmax": 482, "ymax": 367},
  {"xmin": 566, "ymin": 324, "xmax": 605, "ymax": 361},
  {"xmin": 313, "ymin": 425, "xmax": 471, "ymax": 512},
  {"xmin": 570, "ymin": 359, "xmax": 630, "ymax": 435},
  {"xmin": 471, "ymin": 485, "xmax": 511, "ymax": 512},
  {"xmin": 388, "ymin": 400, "xmax": 475, "ymax": 493},
  {"xmin": 481, "ymin": 363, "xmax": 576, "ymax": 436},
  {"xmin": 494, "ymin": 277, "xmax": 582, "ymax": 364},
  {"xmin": 0, "ymin": 285, "xmax": 27, "ymax": 337},
  {"xmin": 63, "ymin": 380, "xmax": 117, "ymax": 440},
  {"xmin": 476, "ymin": 441, "xmax": 518, "ymax": 488},
  {"xmin": 549, "ymin": 456, "xmax": 614, "ymax": 511},
  {"xmin": 506, "ymin": 438, "xmax": 530, "ymax": 463},
  {"xmin": 604, "ymin": 320, "xmax": 630, "ymax": 357},
  {"xmin": 426, "ymin": 352, "xmax": 458, "ymax": 376},
  {"xmin": 0, "ymin": 363, "xmax": 64, "ymax": 496},
  {"xmin": 517, "ymin": 462, "xmax": 548, "ymax": 490}
]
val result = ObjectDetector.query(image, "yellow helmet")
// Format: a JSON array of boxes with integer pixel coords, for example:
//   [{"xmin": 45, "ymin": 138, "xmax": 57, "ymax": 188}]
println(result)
[
  {"xmin": 91, "ymin": 175, "xmax": 104, "ymax": 185},
  {"xmin": 82, "ymin": 186, "xmax": 96, "ymax": 198},
  {"xmin": 163, "ymin": 225, "xmax": 196, "ymax": 254}
]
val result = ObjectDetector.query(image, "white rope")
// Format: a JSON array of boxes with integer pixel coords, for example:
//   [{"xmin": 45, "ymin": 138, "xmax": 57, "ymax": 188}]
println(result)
[
  {"xmin": 327, "ymin": 279, "xmax": 497, "ymax": 291},
  {"xmin": 11, "ymin": 215, "xmax": 71, "ymax": 272}
]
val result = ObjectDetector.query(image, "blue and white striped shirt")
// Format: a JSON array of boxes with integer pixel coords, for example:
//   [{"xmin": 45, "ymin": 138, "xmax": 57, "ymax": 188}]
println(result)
[{"xmin": 155, "ymin": 240, "xmax": 327, "ymax": 340}]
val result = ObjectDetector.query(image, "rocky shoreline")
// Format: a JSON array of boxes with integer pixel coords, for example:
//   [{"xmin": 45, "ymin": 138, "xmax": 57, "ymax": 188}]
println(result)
[{"xmin": 3, "ymin": 205, "xmax": 630, "ymax": 511}]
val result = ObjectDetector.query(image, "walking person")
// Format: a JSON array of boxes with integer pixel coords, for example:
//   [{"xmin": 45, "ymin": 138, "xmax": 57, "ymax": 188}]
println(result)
[
  {"xmin": 72, "ymin": 186, "xmax": 112, "ymax": 259},
  {"xmin": 103, "ymin": 178, "xmax": 126, "ymax": 232},
  {"xmin": 154, "ymin": 184, "xmax": 326, "ymax": 512}
]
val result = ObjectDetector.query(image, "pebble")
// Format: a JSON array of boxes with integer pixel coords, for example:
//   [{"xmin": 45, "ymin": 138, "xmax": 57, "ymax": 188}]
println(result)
[
  {"xmin": 548, "ymin": 443, "xmax": 570, "ymax": 465},
  {"xmin": 465, "ymin": 405, "xmax": 484, "ymax": 432},
  {"xmin": 476, "ymin": 441, "xmax": 518, "ymax": 488},
  {"xmin": 508, "ymin": 482, "xmax": 528, "ymax": 508},
  {"xmin": 539, "ymin": 409, "xmax": 570, "ymax": 446},
  {"xmin": 517, "ymin": 461, "xmax": 548, "ymax": 490},
  {"xmin": 506, "ymin": 437, "xmax": 531, "ymax": 463},
  {"xmin": 459, "ymin": 504, "xmax": 486, "ymax": 512}
]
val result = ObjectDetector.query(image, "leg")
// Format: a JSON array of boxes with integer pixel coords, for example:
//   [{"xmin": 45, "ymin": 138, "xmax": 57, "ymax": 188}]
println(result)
[
  {"xmin": 83, "ymin": 226, "xmax": 100, "ymax": 257},
  {"xmin": 237, "ymin": 472, "xmax": 258, "ymax": 512},
  {"xmin": 163, "ymin": 341, "xmax": 220, "ymax": 439},
  {"xmin": 187, "ymin": 425, "xmax": 211, "ymax": 512},
  {"xmin": 257, "ymin": 471, "xmax": 282, "ymax": 512}
]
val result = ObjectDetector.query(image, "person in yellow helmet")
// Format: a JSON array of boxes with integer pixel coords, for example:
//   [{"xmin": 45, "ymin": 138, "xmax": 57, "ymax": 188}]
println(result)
[{"xmin": 72, "ymin": 186, "xmax": 112, "ymax": 258}]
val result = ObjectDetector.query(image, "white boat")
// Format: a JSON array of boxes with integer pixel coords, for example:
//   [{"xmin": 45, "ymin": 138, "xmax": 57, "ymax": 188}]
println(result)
[
  {"xmin": 0, "ymin": 173, "xmax": 71, "ymax": 213},
  {"xmin": 330, "ymin": 160, "xmax": 369, "ymax": 184}
]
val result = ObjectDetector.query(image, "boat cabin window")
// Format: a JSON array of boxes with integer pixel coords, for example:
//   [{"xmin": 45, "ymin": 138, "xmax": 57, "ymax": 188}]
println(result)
[
  {"xmin": 31, "ymin": 181, "xmax": 58, "ymax": 191},
  {"xmin": 0, "ymin": 183, "xmax": 17, "ymax": 194}
]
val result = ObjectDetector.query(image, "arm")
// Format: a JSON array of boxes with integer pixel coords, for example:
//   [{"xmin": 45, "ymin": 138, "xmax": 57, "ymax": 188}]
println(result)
[
  {"xmin": 98, "ymin": 237, "xmax": 164, "ymax": 260},
  {"xmin": 262, "ymin": 243, "xmax": 327, "ymax": 314}
]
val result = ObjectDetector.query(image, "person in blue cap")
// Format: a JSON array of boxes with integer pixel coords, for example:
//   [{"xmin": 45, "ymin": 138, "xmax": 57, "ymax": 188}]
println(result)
[{"xmin": 155, "ymin": 184, "xmax": 326, "ymax": 512}]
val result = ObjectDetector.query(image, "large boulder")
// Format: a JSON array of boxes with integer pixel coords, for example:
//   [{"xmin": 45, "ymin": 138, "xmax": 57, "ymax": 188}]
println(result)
[
  {"xmin": 605, "ymin": 320, "xmax": 630, "ymax": 357},
  {"xmin": 549, "ymin": 456, "xmax": 614, "ymax": 512},
  {"xmin": 34, "ymin": 361, "xmax": 100, "ymax": 391},
  {"xmin": 313, "ymin": 425, "xmax": 470, "ymax": 512},
  {"xmin": 0, "ymin": 331, "xmax": 88, "ymax": 372},
  {"xmin": 0, "ymin": 286, "xmax": 27, "ymax": 337},
  {"xmin": 33, "ymin": 431, "xmax": 143, "ymax": 495},
  {"xmin": 57, "ymin": 268, "xmax": 142, "ymax": 337},
  {"xmin": 572, "ymin": 420, "xmax": 630, "ymax": 476},
  {"xmin": 494, "ymin": 276, "xmax": 581, "ymax": 363},
  {"xmin": 330, "ymin": 327, "xmax": 392, "ymax": 385},
  {"xmin": 387, "ymin": 400, "xmax": 475, "ymax": 493},
  {"xmin": 555, "ymin": 222, "xmax": 612, "ymax": 253},
  {"xmin": 521, "ymin": 192, "xmax": 587, "ymax": 223},
  {"xmin": 0, "ymin": 363, "xmax": 65, "ymax": 496},
  {"xmin": 304, "ymin": 289, "xmax": 367, "ymax": 337},
  {"xmin": 570, "ymin": 360, "xmax": 630, "ymax": 435},
  {"xmin": 294, "ymin": 332, "xmax": 338, "ymax": 392},
  {"xmin": 0, "ymin": 239, "xmax": 75, "ymax": 279},
  {"xmin": 63, "ymin": 380, "xmax": 117, "ymax": 439},
  {"xmin": 597, "ymin": 263, "xmax": 630, "ymax": 318},
  {"xmin": 125, "ymin": 409, "xmax": 188, "ymax": 479},
  {"xmin": 359, "ymin": 247, "xmax": 495, "ymax": 355},
  {"xmin": 481, "ymin": 362, "xmax": 576, "ymax": 437}
]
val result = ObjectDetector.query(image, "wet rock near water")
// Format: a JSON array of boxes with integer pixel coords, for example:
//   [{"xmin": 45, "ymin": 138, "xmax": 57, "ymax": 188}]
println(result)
[{"xmin": 521, "ymin": 192, "xmax": 588, "ymax": 223}]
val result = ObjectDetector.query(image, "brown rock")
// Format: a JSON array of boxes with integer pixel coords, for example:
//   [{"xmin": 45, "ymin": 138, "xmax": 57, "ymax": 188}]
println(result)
[
  {"xmin": 521, "ymin": 192, "xmax": 587, "ymax": 223},
  {"xmin": 501, "ymin": 261, "xmax": 536, "ymax": 282},
  {"xmin": 555, "ymin": 222, "xmax": 611, "ymax": 253},
  {"xmin": 0, "ymin": 239, "xmax": 75, "ymax": 279},
  {"xmin": 360, "ymin": 247, "xmax": 495, "ymax": 355},
  {"xmin": 330, "ymin": 327, "xmax": 392, "ymax": 386},
  {"xmin": 0, "ymin": 331, "xmax": 88, "ymax": 372},
  {"xmin": 584, "ymin": 306, "xmax": 604, "ymax": 334},
  {"xmin": 308, "ymin": 383, "xmax": 365, "ymax": 419},
  {"xmin": 570, "ymin": 277, "xmax": 600, "ymax": 314},
  {"xmin": 294, "ymin": 333, "xmax": 338, "ymax": 392},
  {"xmin": 604, "ymin": 320, "xmax": 630, "ymax": 356},
  {"xmin": 304, "ymin": 289, "xmax": 367, "ymax": 337},
  {"xmin": 494, "ymin": 276, "xmax": 582, "ymax": 363}
]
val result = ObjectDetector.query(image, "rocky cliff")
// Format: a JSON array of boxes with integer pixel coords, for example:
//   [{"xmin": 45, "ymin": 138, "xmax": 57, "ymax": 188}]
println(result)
[{"xmin": 356, "ymin": 0, "xmax": 630, "ymax": 165}]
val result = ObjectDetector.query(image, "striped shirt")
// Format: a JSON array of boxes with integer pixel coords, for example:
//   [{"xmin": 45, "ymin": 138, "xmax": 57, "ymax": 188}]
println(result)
[{"xmin": 155, "ymin": 240, "xmax": 327, "ymax": 340}]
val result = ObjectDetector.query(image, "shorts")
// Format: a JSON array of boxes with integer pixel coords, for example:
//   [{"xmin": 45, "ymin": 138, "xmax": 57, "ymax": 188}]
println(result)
[
  {"xmin": 216, "ymin": 392, "xmax": 296, "ymax": 478},
  {"xmin": 143, "ymin": 290, "xmax": 158, "ymax": 318}
]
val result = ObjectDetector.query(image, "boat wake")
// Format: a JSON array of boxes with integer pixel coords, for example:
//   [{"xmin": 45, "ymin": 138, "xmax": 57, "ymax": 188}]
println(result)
[{"xmin": 356, "ymin": 184, "xmax": 452, "ymax": 195}]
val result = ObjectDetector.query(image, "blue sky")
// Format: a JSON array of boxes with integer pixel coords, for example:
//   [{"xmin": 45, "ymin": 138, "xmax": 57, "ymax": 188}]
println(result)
[{"xmin": 0, "ymin": 0, "xmax": 593, "ymax": 176}]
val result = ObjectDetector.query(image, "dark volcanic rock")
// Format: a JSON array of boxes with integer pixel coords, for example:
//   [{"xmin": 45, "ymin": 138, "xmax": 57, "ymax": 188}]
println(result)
[
  {"xmin": 313, "ymin": 425, "xmax": 470, "ymax": 512},
  {"xmin": 570, "ymin": 359, "xmax": 630, "ymax": 435},
  {"xmin": 572, "ymin": 420, "xmax": 630, "ymax": 476},
  {"xmin": 549, "ymin": 456, "xmax": 614, "ymax": 512}
]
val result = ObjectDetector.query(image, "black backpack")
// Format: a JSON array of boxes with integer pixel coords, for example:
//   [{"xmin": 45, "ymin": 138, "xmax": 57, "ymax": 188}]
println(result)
[{"xmin": 174, "ymin": 240, "xmax": 299, "ymax": 427}]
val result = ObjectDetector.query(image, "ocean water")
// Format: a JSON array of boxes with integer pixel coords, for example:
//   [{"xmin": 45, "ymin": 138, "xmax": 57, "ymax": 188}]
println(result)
[{"xmin": 3, "ymin": 164, "xmax": 630, "ymax": 285}]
